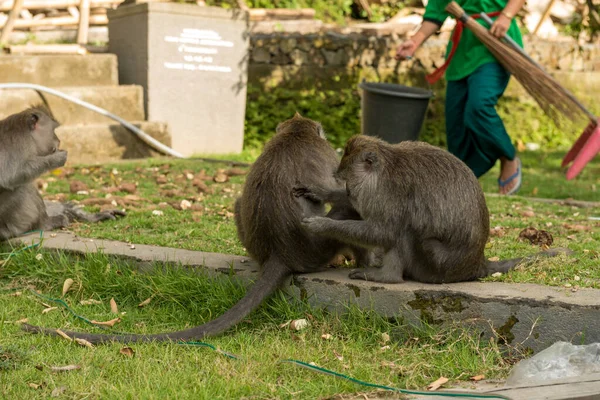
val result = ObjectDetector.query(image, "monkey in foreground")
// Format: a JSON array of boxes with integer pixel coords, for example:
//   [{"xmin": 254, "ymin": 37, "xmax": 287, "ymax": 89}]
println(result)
[
  {"xmin": 22, "ymin": 113, "xmax": 372, "ymax": 343},
  {"xmin": 0, "ymin": 106, "xmax": 125, "ymax": 241},
  {"xmin": 298, "ymin": 135, "xmax": 569, "ymax": 284}
]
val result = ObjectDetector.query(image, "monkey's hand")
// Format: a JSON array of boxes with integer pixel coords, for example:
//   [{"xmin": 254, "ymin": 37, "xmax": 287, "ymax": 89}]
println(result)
[
  {"xmin": 301, "ymin": 216, "xmax": 333, "ymax": 234},
  {"xmin": 94, "ymin": 209, "xmax": 127, "ymax": 221},
  {"xmin": 46, "ymin": 150, "xmax": 68, "ymax": 170},
  {"xmin": 292, "ymin": 184, "xmax": 323, "ymax": 203}
]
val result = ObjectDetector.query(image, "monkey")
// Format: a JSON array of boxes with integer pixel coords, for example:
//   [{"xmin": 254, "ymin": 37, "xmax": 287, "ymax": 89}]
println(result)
[
  {"xmin": 297, "ymin": 135, "xmax": 570, "ymax": 284},
  {"xmin": 0, "ymin": 106, "xmax": 125, "ymax": 242},
  {"xmin": 21, "ymin": 113, "xmax": 374, "ymax": 343}
]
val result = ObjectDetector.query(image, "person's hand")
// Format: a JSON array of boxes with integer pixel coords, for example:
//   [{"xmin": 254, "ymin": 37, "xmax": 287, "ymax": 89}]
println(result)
[
  {"xmin": 490, "ymin": 14, "xmax": 511, "ymax": 38},
  {"xmin": 395, "ymin": 39, "xmax": 418, "ymax": 60}
]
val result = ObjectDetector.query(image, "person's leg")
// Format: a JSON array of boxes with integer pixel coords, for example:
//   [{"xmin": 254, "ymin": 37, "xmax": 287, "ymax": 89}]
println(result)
[
  {"xmin": 463, "ymin": 62, "xmax": 518, "ymax": 193},
  {"xmin": 444, "ymin": 77, "xmax": 469, "ymax": 163}
]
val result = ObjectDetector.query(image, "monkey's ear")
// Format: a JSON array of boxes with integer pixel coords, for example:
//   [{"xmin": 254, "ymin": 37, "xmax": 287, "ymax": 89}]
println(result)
[
  {"xmin": 294, "ymin": 111, "xmax": 302, "ymax": 118},
  {"xmin": 27, "ymin": 113, "xmax": 39, "ymax": 131},
  {"xmin": 361, "ymin": 151, "xmax": 378, "ymax": 167}
]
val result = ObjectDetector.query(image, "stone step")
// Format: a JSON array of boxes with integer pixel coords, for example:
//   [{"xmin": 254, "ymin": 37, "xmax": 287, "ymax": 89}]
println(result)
[
  {"xmin": 0, "ymin": 54, "xmax": 118, "ymax": 87},
  {"xmin": 0, "ymin": 85, "xmax": 145, "ymax": 125},
  {"xmin": 57, "ymin": 121, "xmax": 171, "ymax": 165}
]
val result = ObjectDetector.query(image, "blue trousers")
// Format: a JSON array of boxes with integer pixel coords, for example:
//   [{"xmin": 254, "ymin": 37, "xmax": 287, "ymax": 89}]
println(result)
[{"xmin": 445, "ymin": 62, "xmax": 516, "ymax": 178}]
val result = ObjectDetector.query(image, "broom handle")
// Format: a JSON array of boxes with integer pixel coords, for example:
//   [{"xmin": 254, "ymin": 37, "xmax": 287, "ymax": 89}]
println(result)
[{"xmin": 480, "ymin": 12, "xmax": 597, "ymax": 122}]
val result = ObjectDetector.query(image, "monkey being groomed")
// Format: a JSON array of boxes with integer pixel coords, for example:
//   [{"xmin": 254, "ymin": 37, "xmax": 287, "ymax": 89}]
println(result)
[
  {"xmin": 298, "ymin": 135, "xmax": 570, "ymax": 284},
  {"xmin": 22, "ymin": 113, "xmax": 374, "ymax": 343},
  {"xmin": 0, "ymin": 106, "xmax": 125, "ymax": 241}
]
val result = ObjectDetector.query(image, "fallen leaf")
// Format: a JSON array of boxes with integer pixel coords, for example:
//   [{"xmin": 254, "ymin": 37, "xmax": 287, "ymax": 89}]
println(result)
[
  {"xmin": 520, "ymin": 210, "xmax": 535, "ymax": 218},
  {"xmin": 28, "ymin": 382, "xmax": 44, "ymax": 390},
  {"xmin": 42, "ymin": 307, "xmax": 58, "ymax": 314},
  {"xmin": 156, "ymin": 176, "xmax": 168, "ymax": 184},
  {"xmin": 213, "ymin": 170, "xmax": 229, "ymax": 183},
  {"xmin": 470, "ymin": 375, "xmax": 485, "ymax": 381},
  {"xmin": 279, "ymin": 320, "xmax": 291, "ymax": 329},
  {"xmin": 74, "ymin": 338, "xmax": 94, "ymax": 349},
  {"xmin": 333, "ymin": 350, "xmax": 343, "ymax": 361},
  {"xmin": 321, "ymin": 334, "xmax": 332, "ymax": 340},
  {"xmin": 427, "ymin": 377, "xmax": 449, "ymax": 391},
  {"xmin": 80, "ymin": 299, "xmax": 102, "ymax": 305},
  {"xmin": 51, "ymin": 386, "xmax": 67, "ymax": 397},
  {"xmin": 381, "ymin": 333, "xmax": 390, "ymax": 343},
  {"xmin": 224, "ymin": 168, "xmax": 247, "ymax": 176},
  {"xmin": 15, "ymin": 318, "xmax": 28, "ymax": 324},
  {"xmin": 138, "ymin": 297, "xmax": 153, "ymax": 307},
  {"xmin": 50, "ymin": 365, "xmax": 81, "ymax": 372},
  {"xmin": 62, "ymin": 278, "xmax": 74, "ymax": 296},
  {"xmin": 488, "ymin": 256, "xmax": 500, "ymax": 262},
  {"xmin": 91, "ymin": 318, "xmax": 121, "ymax": 327},
  {"xmin": 192, "ymin": 179, "xmax": 210, "ymax": 193},
  {"xmin": 55, "ymin": 329, "xmax": 73, "ymax": 341},
  {"xmin": 564, "ymin": 223, "xmax": 590, "ymax": 231},
  {"xmin": 110, "ymin": 298, "xmax": 119, "ymax": 314},
  {"xmin": 9, "ymin": 291, "xmax": 22, "ymax": 297},
  {"xmin": 489, "ymin": 226, "xmax": 506, "ymax": 237},
  {"xmin": 518, "ymin": 227, "xmax": 553, "ymax": 246},
  {"xmin": 180, "ymin": 199, "xmax": 192, "ymax": 210},
  {"xmin": 532, "ymin": 187, "xmax": 538, "ymax": 196},
  {"xmin": 118, "ymin": 183, "xmax": 137, "ymax": 194},
  {"xmin": 380, "ymin": 345, "xmax": 391, "ymax": 351},
  {"xmin": 70, "ymin": 180, "xmax": 88, "ymax": 194},
  {"xmin": 289, "ymin": 319, "xmax": 309, "ymax": 331},
  {"xmin": 152, "ymin": 210, "xmax": 164, "ymax": 216},
  {"xmin": 491, "ymin": 272, "xmax": 502, "ymax": 278},
  {"xmin": 119, "ymin": 347, "xmax": 135, "ymax": 357}
]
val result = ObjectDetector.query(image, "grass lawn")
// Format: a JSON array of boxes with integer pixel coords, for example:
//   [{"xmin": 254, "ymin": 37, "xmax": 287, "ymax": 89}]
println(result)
[{"xmin": 0, "ymin": 147, "xmax": 599, "ymax": 398}]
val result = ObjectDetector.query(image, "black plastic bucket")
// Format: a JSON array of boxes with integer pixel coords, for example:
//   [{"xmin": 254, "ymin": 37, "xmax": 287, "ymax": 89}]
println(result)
[{"xmin": 359, "ymin": 81, "xmax": 433, "ymax": 144}]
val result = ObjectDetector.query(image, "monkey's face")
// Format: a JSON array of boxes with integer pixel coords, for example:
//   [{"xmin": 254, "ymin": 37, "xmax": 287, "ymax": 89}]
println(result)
[
  {"xmin": 337, "ymin": 136, "xmax": 380, "ymax": 212},
  {"xmin": 30, "ymin": 110, "xmax": 61, "ymax": 156}
]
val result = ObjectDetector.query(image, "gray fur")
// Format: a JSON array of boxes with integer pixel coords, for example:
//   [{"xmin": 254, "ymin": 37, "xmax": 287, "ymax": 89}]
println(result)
[
  {"xmin": 0, "ymin": 106, "xmax": 125, "ymax": 241},
  {"xmin": 299, "ymin": 135, "xmax": 569, "ymax": 284},
  {"xmin": 22, "ymin": 113, "xmax": 371, "ymax": 344}
]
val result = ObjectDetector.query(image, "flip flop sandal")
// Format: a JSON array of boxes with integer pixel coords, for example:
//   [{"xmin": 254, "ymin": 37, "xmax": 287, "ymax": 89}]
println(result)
[{"xmin": 498, "ymin": 157, "xmax": 522, "ymax": 196}]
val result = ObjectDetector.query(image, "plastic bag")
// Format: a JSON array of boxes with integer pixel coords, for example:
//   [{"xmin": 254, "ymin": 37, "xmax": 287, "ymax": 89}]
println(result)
[{"xmin": 506, "ymin": 341, "xmax": 600, "ymax": 386}]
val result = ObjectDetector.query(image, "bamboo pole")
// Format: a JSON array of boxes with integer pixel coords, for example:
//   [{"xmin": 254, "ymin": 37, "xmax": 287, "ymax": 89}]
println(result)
[
  {"xmin": 532, "ymin": 0, "xmax": 557, "ymax": 36},
  {"xmin": 0, "ymin": 0, "xmax": 24, "ymax": 44},
  {"xmin": 76, "ymin": 0, "xmax": 90, "ymax": 44},
  {"xmin": 0, "ymin": 14, "xmax": 107, "ymax": 29},
  {"xmin": 0, "ymin": 0, "xmax": 122, "ymax": 12}
]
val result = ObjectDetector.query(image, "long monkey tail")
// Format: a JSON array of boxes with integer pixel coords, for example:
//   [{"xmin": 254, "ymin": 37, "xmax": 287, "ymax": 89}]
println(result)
[
  {"xmin": 22, "ymin": 257, "xmax": 291, "ymax": 344},
  {"xmin": 485, "ymin": 247, "xmax": 572, "ymax": 276}
]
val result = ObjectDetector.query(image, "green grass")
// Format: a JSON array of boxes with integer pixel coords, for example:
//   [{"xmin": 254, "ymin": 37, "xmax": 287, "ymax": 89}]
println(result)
[
  {"xmin": 31, "ymin": 148, "xmax": 600, "ymax": 288},
  {"xmin": 0, "ymin": 250, "xmax": 515, "ymax": 399},
  {"xmin": 1, "ymin": 147, "xmax": 599, "ymax": 398}
]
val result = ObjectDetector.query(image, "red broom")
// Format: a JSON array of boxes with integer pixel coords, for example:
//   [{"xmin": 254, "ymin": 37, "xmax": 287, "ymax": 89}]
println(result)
[{"xmin": 445, "ymin": 1, "xmax": 599, "ymax": 180}]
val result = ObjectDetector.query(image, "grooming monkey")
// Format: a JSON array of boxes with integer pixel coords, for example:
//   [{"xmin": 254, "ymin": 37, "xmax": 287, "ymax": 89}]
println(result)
[
  {"xmin": 0, "ymin": 106, "xmax": 125, "ymax": 241},
  {"xmin": 22, "ymin": 113, "xmax": 373, "ymax": 343},
  {"xmin": 298, "ymin": 135, "xmax": 569, "ymax": 284}
]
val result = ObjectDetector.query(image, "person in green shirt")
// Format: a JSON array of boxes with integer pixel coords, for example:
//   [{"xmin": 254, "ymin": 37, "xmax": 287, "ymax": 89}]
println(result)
[{"xmin": 396, "ymin": 0, "xmax": 526, "ymax": 195}]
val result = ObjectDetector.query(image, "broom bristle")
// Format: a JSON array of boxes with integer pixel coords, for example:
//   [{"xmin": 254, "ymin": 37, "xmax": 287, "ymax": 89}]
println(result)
[{"xmin": 445, "ymin": 1, "xmax": 589, "ymax": 128}]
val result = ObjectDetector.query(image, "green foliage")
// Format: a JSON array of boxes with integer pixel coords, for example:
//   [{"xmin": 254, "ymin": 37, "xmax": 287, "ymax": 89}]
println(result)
[
  {"xmin": 244, "ymin": 84, "xmax": 361, "ymax": 149},
  {"xmin": 355, "ymin": 1, "xmax": 405, "ymax": 23},
  {"xmin": 244, "ymin": 82, "xmax": 584, "ymax": 152}
]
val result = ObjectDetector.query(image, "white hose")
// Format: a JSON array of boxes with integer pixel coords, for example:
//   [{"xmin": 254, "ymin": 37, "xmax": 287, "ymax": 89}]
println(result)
[{"xmin": 0, "ymin": 83, "xmax": 185, "ymax": 158}]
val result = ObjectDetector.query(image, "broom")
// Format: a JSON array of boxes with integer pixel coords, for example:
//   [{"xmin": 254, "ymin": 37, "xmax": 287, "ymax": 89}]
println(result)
[{"xmin": 444, "ymin": 1, "xmax": 600, "ymax": 179}]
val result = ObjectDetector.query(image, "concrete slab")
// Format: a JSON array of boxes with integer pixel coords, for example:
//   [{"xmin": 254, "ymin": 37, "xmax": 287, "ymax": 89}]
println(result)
[
  {"xmin": 0, "ymin": 85, "xmax": 144, "ymax": 125},
  {"xmin": 56, "ymin": 121, "xmax": 171, "ymax": 165},
  {"xmin": 0, "ymin": 54, "xmax": 118, "ymax": 87},
  {"xmin": 408, "ymin": 373, "xmax": 600, "ymax": 400},
  {"xmin": 12, "ymin": 232, "xmax": 600, "ymax": 355}
]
